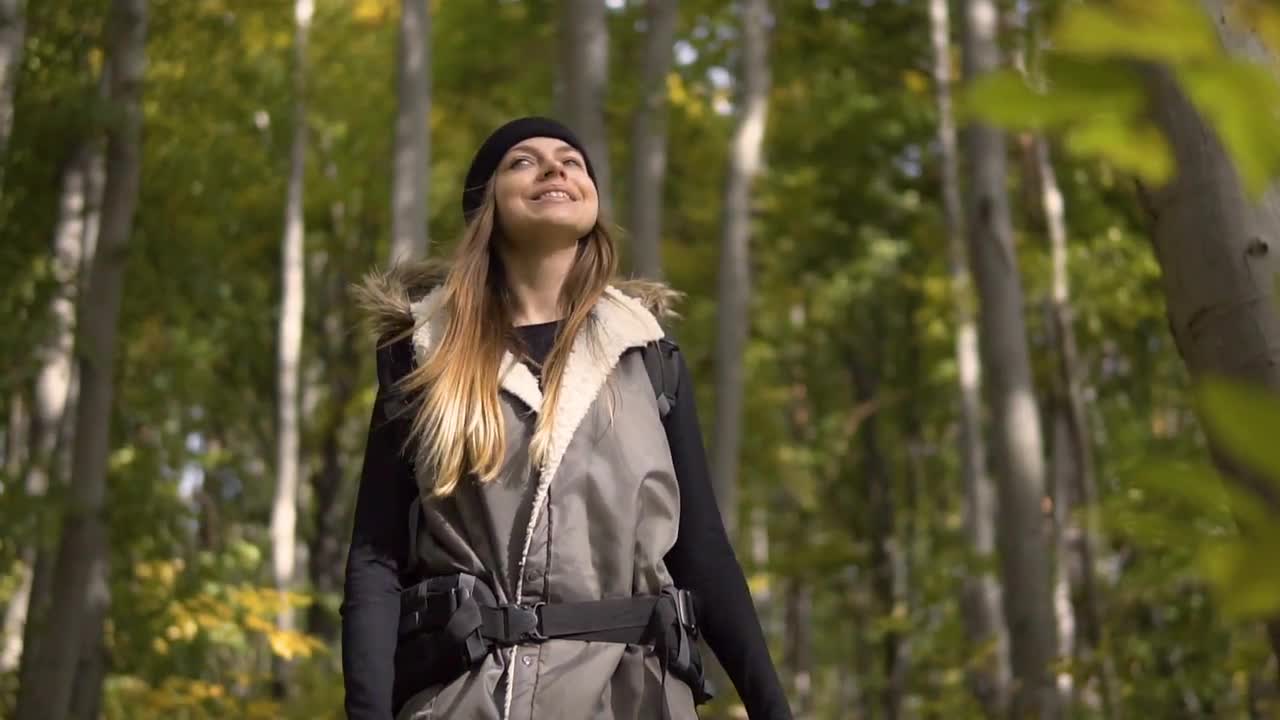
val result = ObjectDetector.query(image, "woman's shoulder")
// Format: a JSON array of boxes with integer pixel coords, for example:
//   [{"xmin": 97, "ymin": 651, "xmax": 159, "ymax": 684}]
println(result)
[
  {"xmin": 609, "ymin": 277, "xmax": 683, "ymax": 325},
  {"xmin": 352, "ymin": 258, "xmax": 451, "ymax": 348}
]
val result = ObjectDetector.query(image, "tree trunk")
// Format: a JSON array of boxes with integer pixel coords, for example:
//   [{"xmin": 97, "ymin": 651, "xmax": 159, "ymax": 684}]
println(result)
[
  {"xmin": 960, "ymin": 0, "xmax": 1060, "ymax": 715},
  {"xmin": 0, "ymin": 0, "xmax": 25, "ymax": 174},
  {"xmin": 782, "ymin": 300, "xmax": 814, "ymax": 718},
  {"xmin": 556, "ymin": 0, "xmax": 613, "ymax": 217},
  {"xmin": 847, "ymin": 336, "xmax": 902, "ymax": 720},
  {"xmin": 68, "ymin": 556, "xmax": 109, "ymax": 720},
  {"xmin": 627, "ymin": 0, "xmax": 676, "ymax": 279},
  {"xmin": 929, "ymin": 0, "xmax": 1011, "ymax": 712},
  {"xmin": 1139, "ymin": 0, "xmax": 1280, "ymax": 679},
  {"xmin": 11, "ymin": 0, "xmax": 146, "ymax": 716},
  {"xmin": 712, "ymin": 0, "xmax": 769, "ymax": 539},
  {"xmin": 306, "ymin": 223, "xmax": 358, "ymax": 641},
  {"xmin": 2, "ymin": 141, "xmax": 91, "ymax": 676},
  {"xmin": 389, "ymin": 0, "xmax": 429, "ymax": 264},
  {"xmin": 269, "ymin": 0, "xmax": 311, "ymax": 686},
  {"xmin": 1033, "ymin": 134, "xmax": 1116, "ymax": 717}
]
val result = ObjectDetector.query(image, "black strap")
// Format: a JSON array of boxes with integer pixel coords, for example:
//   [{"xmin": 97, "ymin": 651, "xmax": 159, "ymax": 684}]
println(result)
[{"xmin": 642, "ymin": 338, "xmax": 680, "ymax": 419}]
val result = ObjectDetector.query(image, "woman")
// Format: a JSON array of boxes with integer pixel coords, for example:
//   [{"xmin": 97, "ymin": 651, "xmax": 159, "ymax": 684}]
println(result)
[{"xmin": 342, "ymin": 117, "xmax": 790, "ymax": 720}]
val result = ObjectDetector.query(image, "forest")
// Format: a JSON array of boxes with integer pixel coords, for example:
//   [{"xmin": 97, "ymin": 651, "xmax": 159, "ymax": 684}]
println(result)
[{"xmin": 3, "ymin": 0, "xmax": 1280, "ymax": 718}]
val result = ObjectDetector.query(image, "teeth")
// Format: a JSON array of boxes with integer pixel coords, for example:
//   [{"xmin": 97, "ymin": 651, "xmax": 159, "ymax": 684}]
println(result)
[{"xmin": 537, "ymin": 191, "xmax": 571, "ymax": 201}]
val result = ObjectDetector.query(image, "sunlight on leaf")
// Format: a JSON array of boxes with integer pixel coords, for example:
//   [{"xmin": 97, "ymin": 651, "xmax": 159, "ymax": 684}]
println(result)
[
  {"xmin": 1179, "ymin": 61, "xmax": 1280, "ymax": 195},
  {"xmin": 1053, "ymin": 0, "xmax": 1220, "ymax": 63},
  {"xmin": 1197, "ymin": 376, "xmax": 1280, "ymax": 489}
]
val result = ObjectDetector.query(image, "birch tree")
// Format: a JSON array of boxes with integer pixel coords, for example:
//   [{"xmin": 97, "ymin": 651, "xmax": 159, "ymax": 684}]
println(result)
[
  {"xmin": 1139, "ymin": 0, "xmax": 1280, "ymax": 675},
  {"xmin": 557, "ymin": 0, "xmax": 613, "ymax": 216},
  {"xmin": 713, "ymin": 0, "xmax": 769, "ymax": 538},
  {"xmin": 0, "ymin": 0, "xmax": 25, "ymax": 175},
  {"xmin": 2, "ymin": 143, "xmax": 91, "ymax": 677},
  {"xmin": 269, "ymin": 0, "xmax": 312, "ymax": 664},
  {"xmin": 628, "ymin": 0, "xmax": 676, "ymax": 279},
  {"xmin": 12, "ymin": 0, "xmax": 146, "ymax": 715},
  {"xmin": 390, "ymin": 0, "xmax": 429, "ymax": 264},
  {"xmin": 961, "ymin": 0, "xmax": 1060, "ymax": 714},
  {"xmin": 929, "ymin": 0, "xmax": 1010, "ymax": 712}
]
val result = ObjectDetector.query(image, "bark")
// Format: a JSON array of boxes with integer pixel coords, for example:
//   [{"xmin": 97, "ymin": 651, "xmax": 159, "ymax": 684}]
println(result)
[
  {"xmin": 0, "ymin": 0, "xmax": 25, "ymax": 174},
  {"xmin": 782, "ymin": 301, "xmax": 814, "ymax": 717},
  {"xmin": 627, "ymin": 0, "xmax": 677, "ymax": 279},
  {"xmin": 929, "ymin": 0, "xmax": 1011, "ymax": 711},
  {"xmin": 847, "ymin": 334, "xmax": 902, "ymax": 720},
  {"xmin": 68, "ymin": 557, "xmax": 109, "ymax": 720},
  {"xmin": 3, "ymin": 141, "xmax": 91, "ymax": 676},
  {"xmin": 712, "ymin": 0, "xmax": 769, "ymax": 539},
  {"xmin": 1033, "ymin": 135, "xmax": 1116, "ymax": 717},
  {"xmin": 960, "ymin": 0, "xmax": 1060, "ymax": 715},
  {"xmin": 389, "ymin": 0, "xmax": 429, "ymax": 264},
  {"xmin": 556, "ymin": 0, "xmax": 613, "ymax": 217},
  {"xmin": 3, "ymin": 392, "xmax": 26, "ymax": 475},
  {"xmin": 782, "ymin": 578, "xmax": 813, "ymax": 718},
  {"xmin": 269, "ymin": 0, "xmax": 311, "ymax": 673},
  {"xmin": 306, "ymin": 214, "xmax": 358, "ymax": 642},
  {"xmin": 1138, "ymin": 0, "xmax": 1280, "ymax": 679},
  {"xmin": 11, "ymin": 0, "xmax": 145, "ymax": 716}
]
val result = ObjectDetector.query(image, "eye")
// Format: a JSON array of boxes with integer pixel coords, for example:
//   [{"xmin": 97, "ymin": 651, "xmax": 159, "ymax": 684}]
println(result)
[
  {"xmin": 563, "ymin": 157, "xmax": 582, "ymax": 167},
  {"xmin": 509, "ymin": 156, "xmax": 534, "ymax": 169}
]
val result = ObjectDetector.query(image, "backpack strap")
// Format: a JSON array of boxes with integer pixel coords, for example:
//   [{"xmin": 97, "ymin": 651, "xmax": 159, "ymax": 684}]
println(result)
[{"xmin": 642, "ymin": 337, "xmax": 681, "ymax": 419}]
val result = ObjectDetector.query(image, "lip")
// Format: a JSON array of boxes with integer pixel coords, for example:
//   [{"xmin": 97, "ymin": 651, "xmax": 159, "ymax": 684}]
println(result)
[{"xmin": 528, "ymin": 184, "xmax": 578, "ymax": 202}]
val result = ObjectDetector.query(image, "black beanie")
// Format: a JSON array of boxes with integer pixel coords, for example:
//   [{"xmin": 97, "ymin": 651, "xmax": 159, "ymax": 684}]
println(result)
[{"xmin": 462, "ymin": 116, "xmax": 597, "ymax": 221}]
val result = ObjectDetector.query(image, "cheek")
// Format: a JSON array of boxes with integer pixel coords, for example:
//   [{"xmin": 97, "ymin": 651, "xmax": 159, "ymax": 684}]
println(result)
[{"xmin": 493, "ymin": 181, "xmax": 523, "ymax": 218}]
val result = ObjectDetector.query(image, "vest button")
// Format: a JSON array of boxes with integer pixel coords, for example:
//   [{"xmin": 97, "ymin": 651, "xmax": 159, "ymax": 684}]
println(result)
[
  {"xmin": 523, "ymin": 568, "xmax": 541, "ymax": 583},
  {"xmin": 521, "ymin": 655, "xmax": 533, "ymax": 667}
]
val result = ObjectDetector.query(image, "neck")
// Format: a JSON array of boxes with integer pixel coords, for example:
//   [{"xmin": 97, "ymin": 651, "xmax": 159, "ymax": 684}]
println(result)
[{"xmin": 499, "ymin": 239, "xmax": 579, "ymax": 326}]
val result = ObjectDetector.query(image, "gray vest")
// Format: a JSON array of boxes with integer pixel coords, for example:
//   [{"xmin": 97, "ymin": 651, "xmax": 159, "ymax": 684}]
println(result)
[{"xmin": 397, "ymin": 287, "xmax": 698, "ymax": 720}]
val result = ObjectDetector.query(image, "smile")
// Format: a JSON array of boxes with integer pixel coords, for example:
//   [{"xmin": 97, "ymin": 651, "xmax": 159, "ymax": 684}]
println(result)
[{"xmin": 531, "ymin": 189, "xmax": 575, "ymax": 202}]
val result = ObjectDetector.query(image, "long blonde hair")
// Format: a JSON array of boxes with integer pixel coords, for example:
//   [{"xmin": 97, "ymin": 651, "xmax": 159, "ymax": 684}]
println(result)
[{"xmin": 396, "ymin": 180, "xmax": 619, "ymax": 497}]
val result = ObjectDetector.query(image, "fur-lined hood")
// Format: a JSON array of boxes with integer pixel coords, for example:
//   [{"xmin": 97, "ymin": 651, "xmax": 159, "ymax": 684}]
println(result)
[{"xmin": 351, "ymin": 257, "xmax": 682, "ymax": 348}]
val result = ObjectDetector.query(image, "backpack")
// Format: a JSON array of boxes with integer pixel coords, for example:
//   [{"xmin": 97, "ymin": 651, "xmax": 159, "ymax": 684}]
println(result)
[{"xmin": 641, "ymin": 337, "xmax": 681, "ymax": 420}]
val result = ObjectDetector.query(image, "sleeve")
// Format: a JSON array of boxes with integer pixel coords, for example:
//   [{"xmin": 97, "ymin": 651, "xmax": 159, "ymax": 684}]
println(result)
[
  {"xmin": 661, "ymin": 350, "xmax": 794, "ymax": 720},
  {"xmin": 340, "ymin": 336, "xmax": 419, "ymax": 720}
]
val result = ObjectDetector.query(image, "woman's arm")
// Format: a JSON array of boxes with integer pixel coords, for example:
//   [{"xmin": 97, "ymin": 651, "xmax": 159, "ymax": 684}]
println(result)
[
  {"xmin": 340, "ymin": 339, "xmax": 418, "ymax": 720},
  {"xmin": 661, "ymin": 350, "xmax": 794, "ymax": 720}
]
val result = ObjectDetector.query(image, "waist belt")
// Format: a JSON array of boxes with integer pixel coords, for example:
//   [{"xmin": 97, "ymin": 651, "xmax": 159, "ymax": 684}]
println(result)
[
  {"xmin": 392, "ymin": 573, "xmax": 712, "ymax": 716},
  {"xmin": 398, "ymin": 584, "xmax": 698, "ymax": 646}
]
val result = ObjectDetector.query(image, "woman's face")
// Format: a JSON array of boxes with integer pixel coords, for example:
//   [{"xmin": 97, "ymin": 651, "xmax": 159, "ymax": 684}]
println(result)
[{"xmin": 493, "ymin": 136, "xmax": 598, "ymax": 248}]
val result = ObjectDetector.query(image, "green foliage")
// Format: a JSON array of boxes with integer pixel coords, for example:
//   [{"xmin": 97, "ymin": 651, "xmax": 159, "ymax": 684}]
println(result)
[{"xmin": 965, "ymin": 0, "xmax": 1280, "ymax": 194}]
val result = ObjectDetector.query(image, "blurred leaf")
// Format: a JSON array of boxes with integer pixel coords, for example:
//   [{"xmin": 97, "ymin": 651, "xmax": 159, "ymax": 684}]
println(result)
[
  {"xmin": 1198, "ymin": 531, "xmax": 1280, "ymax": 618},
  {"xmin": 1064, "ymin": 114, "xmax": 1173, "ymax": 184},
  {"xmin": 1179, "ymin": 60, "xmax": 1280, "ymax": 195},
  {"xmin": 1052, "ymin": 0, "xmax": 1220, "ymax": 63},
  {"xmin": 1197, "ymin": 376, "xmax": 1280, "ymax": 490}
]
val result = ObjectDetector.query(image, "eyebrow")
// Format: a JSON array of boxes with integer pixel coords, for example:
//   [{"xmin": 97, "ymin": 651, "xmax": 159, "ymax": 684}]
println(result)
[{"xmin": 507, "ymin": 143, "xmax": 582, "ymax": 159}]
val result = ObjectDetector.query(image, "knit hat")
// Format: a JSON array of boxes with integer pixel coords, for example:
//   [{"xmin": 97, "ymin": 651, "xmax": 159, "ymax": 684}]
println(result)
[{"xmin": 462, "ymin": 116, "xmax": 597, "ymax": 222}]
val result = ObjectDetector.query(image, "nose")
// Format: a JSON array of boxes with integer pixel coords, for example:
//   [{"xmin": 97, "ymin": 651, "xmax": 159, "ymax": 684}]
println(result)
[{"xmin": 540, "ymin": 159, "xmax": 567, "ymax": 179}]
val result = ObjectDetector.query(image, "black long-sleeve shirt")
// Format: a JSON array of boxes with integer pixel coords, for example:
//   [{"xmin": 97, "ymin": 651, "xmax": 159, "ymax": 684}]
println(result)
[{"xmin": 340, "ymin": 321, "xmax": 792, "ymax": 719}]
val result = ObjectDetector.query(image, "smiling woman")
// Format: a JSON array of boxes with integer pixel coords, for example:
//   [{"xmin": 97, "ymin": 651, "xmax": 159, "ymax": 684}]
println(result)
[{"xmin": 341, "ymin": 117, "xmax": 792, "ymax": 720}]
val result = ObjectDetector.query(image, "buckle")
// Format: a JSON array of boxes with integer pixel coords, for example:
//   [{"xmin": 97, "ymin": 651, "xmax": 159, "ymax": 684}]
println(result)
[
  {"xmin": 674, "ymin": 590, "xmax": 697, "ymax": 636},
  {"xmin": 501, "ymin": 602, "xmax": 547, "ymax": 643}
]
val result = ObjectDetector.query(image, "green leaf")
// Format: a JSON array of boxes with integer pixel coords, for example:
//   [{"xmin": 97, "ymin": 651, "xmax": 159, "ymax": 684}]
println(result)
[
  {"xmin": 1052, "ymin": 0, "xmax": 1220, "ymax": 64},
  {"xmin": 961, "ymin": 58, "xmax": 1146, "ymax": 131},
  {"xmin": 1179, "ymin": 60, "xmax": 1280, "ymax": 195},
  {"xmin": 1064, "ymin": 115, "xmax": 1173, "ymax": 185},
  {"xmin": 1197, "ymin": 533, "xmax": 1280, "ymax": 618},
  {"xmin": 1196, "ymin": 376, "xmax": 1280, "ymax": 492}
]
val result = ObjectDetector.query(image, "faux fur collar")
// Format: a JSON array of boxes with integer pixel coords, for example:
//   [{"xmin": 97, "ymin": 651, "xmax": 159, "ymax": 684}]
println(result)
[{"xmin": 352, "ymin": 258, "xmax": 680, "ymax": 496}]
